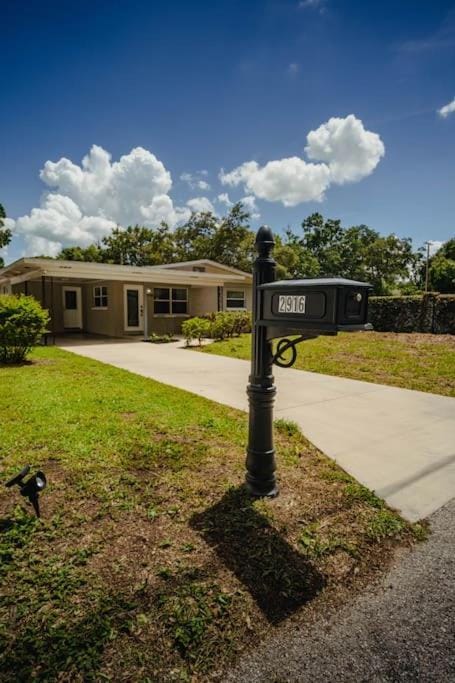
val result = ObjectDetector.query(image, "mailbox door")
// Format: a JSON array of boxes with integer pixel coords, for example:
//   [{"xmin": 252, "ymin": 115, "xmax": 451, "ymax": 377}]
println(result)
[{"xmin": 336, "ymin": 287, "xmax": 369, "ymax": 326}]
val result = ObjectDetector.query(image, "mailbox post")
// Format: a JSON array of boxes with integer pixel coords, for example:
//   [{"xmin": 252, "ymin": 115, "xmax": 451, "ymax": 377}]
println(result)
[
  {"xmin": 245, "ymin": 226, "xmax": 372, "ymax": 497},
  {"xmin": 245, "ymin": 225, "xmax": 279, "ymax": 497}
]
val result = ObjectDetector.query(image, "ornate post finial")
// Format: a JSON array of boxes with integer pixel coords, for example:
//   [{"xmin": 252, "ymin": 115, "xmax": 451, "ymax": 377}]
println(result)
[{"xmin": 255, "ymin": 225, "xmax": 275, "ymax": 257}]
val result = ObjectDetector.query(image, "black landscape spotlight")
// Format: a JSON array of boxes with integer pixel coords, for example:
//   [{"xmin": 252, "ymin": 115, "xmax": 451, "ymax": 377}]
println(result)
[{"xmin": 5, "ymin": 465, "xmax": 47, "ymax": 518}]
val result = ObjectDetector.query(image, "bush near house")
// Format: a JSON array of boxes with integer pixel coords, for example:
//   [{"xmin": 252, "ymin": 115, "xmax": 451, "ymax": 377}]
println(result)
[
  {"xmin": 181, "ymin": 317, "xmax": 212, "ymax": 346},
  {"xmin": 182, "ymin": 311, "xmax": 252, "ymax": 346},
  {"xmin": 0, "ymin": 294, "xmax": 49, "ymax": 364},
  {"xmin": 369, "ymin": 294, "xmax": 455, "ymax": 334}
]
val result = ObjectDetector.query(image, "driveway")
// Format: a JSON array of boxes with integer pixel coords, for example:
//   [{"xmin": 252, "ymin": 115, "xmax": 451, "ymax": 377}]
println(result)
[{"xmin": 57, "ymin": 337, "xmax": 455, "ymax": 522}]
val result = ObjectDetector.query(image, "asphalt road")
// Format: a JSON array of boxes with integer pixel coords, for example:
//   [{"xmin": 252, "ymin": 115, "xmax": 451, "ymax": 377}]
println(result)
[{"xmin": 227, "ymin": 499, "xmax": 455, "ymax": 683}]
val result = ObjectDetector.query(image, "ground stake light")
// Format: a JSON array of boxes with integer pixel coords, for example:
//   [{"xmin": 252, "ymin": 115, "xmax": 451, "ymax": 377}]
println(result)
[{"xmin": 5, "ymin": 465, "xmax": 47, "ymax": 518}]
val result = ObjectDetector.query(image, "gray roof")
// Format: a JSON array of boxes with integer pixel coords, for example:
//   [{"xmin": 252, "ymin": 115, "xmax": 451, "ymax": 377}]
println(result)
[{"xmin": 259, "ymin": 278, "xmax": 372, "ymax": 289}]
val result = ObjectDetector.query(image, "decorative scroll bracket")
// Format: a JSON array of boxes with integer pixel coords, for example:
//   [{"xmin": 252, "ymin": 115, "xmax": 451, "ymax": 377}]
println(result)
[{"xmin": 272, "ymin": 336, "xmax": 312, "ymax": 368}]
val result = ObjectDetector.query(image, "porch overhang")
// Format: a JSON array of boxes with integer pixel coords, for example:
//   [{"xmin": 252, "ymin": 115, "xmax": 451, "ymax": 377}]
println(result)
[{"xmin": 0, "ymin": 258, "xmax": 252, "ymax": 288}]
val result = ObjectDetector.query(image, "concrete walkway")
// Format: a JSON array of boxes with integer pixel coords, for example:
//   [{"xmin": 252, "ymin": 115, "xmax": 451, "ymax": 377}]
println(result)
[{"xmin": 58, "ymin": 337, "xmax": 455, "ymax": 522}]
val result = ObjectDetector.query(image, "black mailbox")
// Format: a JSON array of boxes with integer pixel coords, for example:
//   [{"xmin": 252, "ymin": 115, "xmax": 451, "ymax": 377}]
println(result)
[
  {"xmin": 245, "ymin": 225, "xmax": 374, "ymax": 500},
  {"xmin": 257, "ymin": 277, "xmax": 372, "ymax": 338}
]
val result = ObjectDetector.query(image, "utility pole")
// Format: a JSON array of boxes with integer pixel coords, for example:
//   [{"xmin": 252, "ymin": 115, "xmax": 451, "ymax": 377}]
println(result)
[{"xmin": 425, "ymin": 241, "xmax": 431, "ymax": 293}]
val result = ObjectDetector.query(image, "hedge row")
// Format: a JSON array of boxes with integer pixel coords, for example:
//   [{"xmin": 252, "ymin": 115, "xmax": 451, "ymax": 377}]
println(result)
[{"xmin": 368, "ymin": 294, "xmax": 455, "ymax": 334}]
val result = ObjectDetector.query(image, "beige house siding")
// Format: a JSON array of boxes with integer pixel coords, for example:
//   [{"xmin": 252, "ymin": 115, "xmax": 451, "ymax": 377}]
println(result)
[
  {"xmin": 9, "ymin": 272, "xmax": 252, "ymax": 339},
  {"xmin": 83, "ymin": 281, "xmax": 123, "ymax": 337},
  {"xmin": 12, "ymin": 279, "xmax": 65, "ymax": 333},
  {"xmin": 190, "ymin": 287, "xmax": 219, "ymax": 317}
]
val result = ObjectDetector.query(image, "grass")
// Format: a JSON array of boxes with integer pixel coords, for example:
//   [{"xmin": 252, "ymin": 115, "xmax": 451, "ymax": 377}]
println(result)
[
  {"xmin": 198, "ymin": 331, "xmax": 455, "ymax": 397},
  {"xmin": 0, "ymin": 347, "xmax": 426, "ymax": 681}
]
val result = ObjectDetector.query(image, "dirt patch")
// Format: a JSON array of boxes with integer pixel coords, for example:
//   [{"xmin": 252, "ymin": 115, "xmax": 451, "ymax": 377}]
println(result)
[{"xmin": 376, "ymin": 332, "xmax": 455, "ymax": 346}]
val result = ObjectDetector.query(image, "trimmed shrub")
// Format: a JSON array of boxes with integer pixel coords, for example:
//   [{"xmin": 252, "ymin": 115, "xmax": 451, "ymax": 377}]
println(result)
[
  {"xmin": 182, "ymin": 311, "xmax": 252, "ymax": 345},
  {"xmin": 0, "ymin": 295, "xmax": 49, "ymax": 363},
  {"xmin": 182, "ymin": 317, "xmax": 211, "ymax": 346},
  {"xmin": 207, "ymin": 311, "xmax": 252, "ymax": 340},
  {"xmin": 368, "ymin": 293, "xmax": 455, "ymax": 334}
]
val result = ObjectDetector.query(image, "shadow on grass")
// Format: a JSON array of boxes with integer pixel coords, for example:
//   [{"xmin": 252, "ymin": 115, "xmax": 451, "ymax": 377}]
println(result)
[
  {"xmin": 0, "ymin": 593, "xmax": 136, "ymax": 681},
  {"xmin": 191, "ymin": 486, "xmax": 325, "ymax": 624}
]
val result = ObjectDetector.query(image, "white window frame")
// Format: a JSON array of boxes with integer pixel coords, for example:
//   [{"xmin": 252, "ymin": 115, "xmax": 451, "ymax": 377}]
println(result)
[
  {"xmin": 153, "ymin": 287, "xmax": 188, "ymax": 316},
  {"xmin": 226, "ymin": 289, "xmax": 246, "ymax": 310},
  {"xmin": 93, "ymin": 285, "xmax": 108, "ymax": 310}
]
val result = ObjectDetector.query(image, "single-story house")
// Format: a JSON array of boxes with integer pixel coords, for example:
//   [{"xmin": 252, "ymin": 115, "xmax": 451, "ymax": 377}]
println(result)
[{"xmin": 0, "ymin": 257, "xmax": 253, "ymax": 338}]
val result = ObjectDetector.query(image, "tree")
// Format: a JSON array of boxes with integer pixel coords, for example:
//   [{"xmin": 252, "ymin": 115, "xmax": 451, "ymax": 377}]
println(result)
[
  {"xmin": 59, "ymin": 244, "xmax": 103, "ymax": 262},
  {"xmin": 295, "ymin": 213, "xmax": 417, "ymax": 294},
  {"xmin": 0, "ymin": 204, "xmax": 12, "ymax": 268},
  {"xmin": 208, "ymin": 203, "xmax": 255, "ymax": 271},
  {"xmin": 273, "ymin": 231, "xmax": 320, "ymax": 280},
  {"xmin": 428, "ymin": 239, "xmax": 455, "ymax": 293},
  {"xmin": 300, "ymin": 213, "xmax": 345, "ymax": 276},
  {"xmin": 101, "ymin": 224, "xmax": 176, "ymax": 266},
  {"xmin": 174, "ymin": 202, "xmax": 255, "ymax": 271},
  {"xmin": 173, "ymin": 211, "xmax": 219, "ymax": 262}
]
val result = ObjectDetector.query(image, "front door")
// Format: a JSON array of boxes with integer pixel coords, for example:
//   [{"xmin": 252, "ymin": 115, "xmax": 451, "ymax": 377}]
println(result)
[
  {"xmin": 62, "ymin": 287, "xmax": 83, "ymax": 329},
  {"xmin": 124, "ymin": 285, "xmax": 144, "ymax": 332}
]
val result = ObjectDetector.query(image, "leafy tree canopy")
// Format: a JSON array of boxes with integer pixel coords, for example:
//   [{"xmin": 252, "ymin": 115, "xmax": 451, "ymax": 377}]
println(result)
[
  {"xmin": 428, "ymin": 238, "xmax": 455, "ymax": 293},
  {"xmin": 51, "ymin": 203, "xmax": 450, "ymax": 295},
  {"xmin": 0, "ymin": 204, "xmax": 13, "ymax": 268}
]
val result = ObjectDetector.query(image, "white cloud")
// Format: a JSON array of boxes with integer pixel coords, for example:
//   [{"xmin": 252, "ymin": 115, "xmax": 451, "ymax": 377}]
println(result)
[
  {"xmin": 298, "ymin": 0, "xmax": 327, "ymax": 13},
  {"xmin": 220, "ymin": 114, "xmax": 384, "ymax": 206},
  {"xmin": 180, "ymin": 171, "xmax": 211, "ymax": 191},
  {"xmin": 220, "ymin": 158, "xmax": 331, "ymax": 206},
  {"xmin": 305, "ymin": 114, "xmax": 385, "ymax": 184},
  {"xmin": 217, "ymin": 192, "xmax": 233, "ymax": 207},
  {"xmin": 299, "ymin": 0, "xmax": 323, "ymax": 7},
  {"xmin": 240, "ymin": 195, "xmax": 260, "ymax": 219},
  {"xmin": 15, "ymin": 194, "xmax": 116, "ymax": 256},
  {"xmin": 438, "ymin": 97, "xmax": 455, "ymax": 118},
  {"xmin": 14, "ymin": 145, "xmax": 190, "ymax": 255},
  {"xmin": 428, "ymin": 240, "xmax": 444, "ymax": 256},
  {"xmin": 186, "ymin": 196, "xmax": 215, "ymax": 213},
  {"xmin": 140, "ymin": 195, "xmax": 191, "ymax": 226},
  {"xmin": 287, "ymin": 62, "xmax": 299, "ymax": 75}
]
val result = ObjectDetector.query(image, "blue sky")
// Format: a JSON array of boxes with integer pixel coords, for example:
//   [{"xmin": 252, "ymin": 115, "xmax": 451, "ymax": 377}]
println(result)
[{"xmin": 1, "ymin": 0, "xmax": 454, "ymax": 263}]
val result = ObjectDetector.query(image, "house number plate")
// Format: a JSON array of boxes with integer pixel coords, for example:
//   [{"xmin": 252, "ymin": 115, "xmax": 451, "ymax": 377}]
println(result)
[{"xmin": 278, "ymin": 294, "xmax": 306, "ymax": 314}]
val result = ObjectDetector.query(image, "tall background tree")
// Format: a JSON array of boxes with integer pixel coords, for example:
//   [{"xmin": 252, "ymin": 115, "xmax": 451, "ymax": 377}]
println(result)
[
  {"xmin": 0, "ymin": 204, "xmax": 12, "ymax": 268},
  {"xmin": 426, "ymin": 239, "xmax": 455, "ymax": 293},
  {"xmin": 51, "ymin": 202, "xmax": 451, "ymax": 295}
]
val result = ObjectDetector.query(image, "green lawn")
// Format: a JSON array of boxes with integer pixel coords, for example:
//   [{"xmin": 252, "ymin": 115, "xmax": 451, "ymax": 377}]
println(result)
[
  {"xmin": 199, "ymin": 331, "xmax": 455, "ymax": 397},
  {"xmin": 0, "ymin": 348, "xmax": 424, "ymax": 681}
]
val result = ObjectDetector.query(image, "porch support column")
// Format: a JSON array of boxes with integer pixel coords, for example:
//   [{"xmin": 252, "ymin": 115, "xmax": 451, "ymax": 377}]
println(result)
[
  {"xmin": 41, "ymin": 275, "xmax": 47, "ymax": 345},
  {"xmin": 143, "ymin": 286, "xmax": 149, "ymax": 341},
  {"xmin": 50, "ymin": 276, "xmax": 55, "ymax": 336}
]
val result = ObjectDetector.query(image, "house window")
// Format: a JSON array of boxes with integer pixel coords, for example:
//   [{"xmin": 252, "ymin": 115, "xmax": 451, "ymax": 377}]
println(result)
[
  {"xmin": 192, "ymin": 266, "xmax": 206, "ymax": 272},
  {"xmin": 226, "ymin": 290, "xmax": 245, "ymax": 309},
  {"xmin": 154, "ymin": 288, "xmax": 188, "ymax": 315},
  {"xmin": 93, "ymin": 286, "xmax": 108, "ymax": 308}
]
